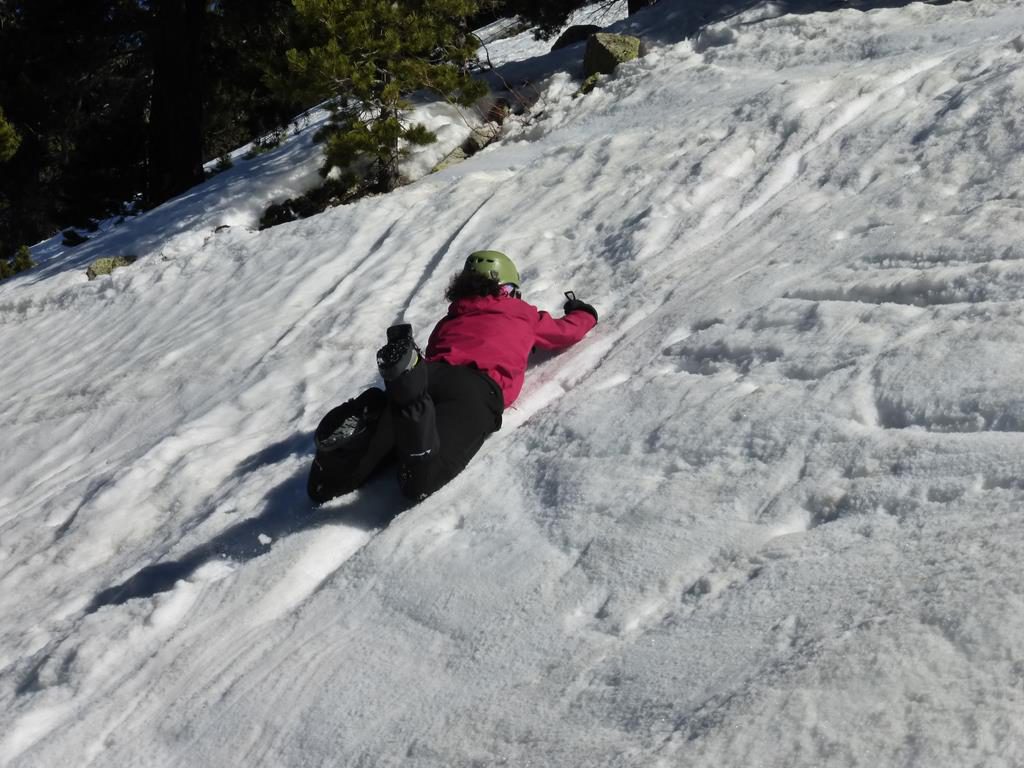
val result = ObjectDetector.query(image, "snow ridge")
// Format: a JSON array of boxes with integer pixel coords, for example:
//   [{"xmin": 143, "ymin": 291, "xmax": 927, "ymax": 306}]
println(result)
[{"xmin": 4, "ymin": 0, "xmax": 1024, "ymax": 765}]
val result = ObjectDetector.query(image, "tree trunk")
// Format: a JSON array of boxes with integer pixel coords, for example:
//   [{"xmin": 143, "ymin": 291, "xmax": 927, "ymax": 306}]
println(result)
[
  {"xmin": 373, "ymin": 95, "xmax": 400, "ymax": 194},
  {"xmin": 374, "ymin": 146, "xmax": 401, "ymax": 193},
  {"xmin": 147, "ymin": 0, "xmax": 205, "ymax": 205}
]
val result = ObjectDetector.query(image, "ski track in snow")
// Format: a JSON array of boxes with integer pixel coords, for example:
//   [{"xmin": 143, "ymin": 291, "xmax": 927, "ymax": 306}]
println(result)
[{"xmin": 4, "ymin": 0, "xmax": 1024, "ymax": 765}]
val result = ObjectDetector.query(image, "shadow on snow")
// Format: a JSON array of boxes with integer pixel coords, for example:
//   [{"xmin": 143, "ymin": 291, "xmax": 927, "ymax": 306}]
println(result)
[{"xmin": 85, "ymin": 434, "xmax": 405, "ymax": 614}]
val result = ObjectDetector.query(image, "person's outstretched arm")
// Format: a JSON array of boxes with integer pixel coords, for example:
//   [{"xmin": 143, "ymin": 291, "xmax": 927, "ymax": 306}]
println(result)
[{"xmin": 533, "ymin": 293, "xmax": 598, "ymax": 350}]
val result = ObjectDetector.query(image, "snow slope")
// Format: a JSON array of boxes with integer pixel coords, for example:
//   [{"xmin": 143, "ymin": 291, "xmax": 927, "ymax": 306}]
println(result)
[{"xmin": 4, "ymin": 0, "xmax": 1024, "ymax": 765}]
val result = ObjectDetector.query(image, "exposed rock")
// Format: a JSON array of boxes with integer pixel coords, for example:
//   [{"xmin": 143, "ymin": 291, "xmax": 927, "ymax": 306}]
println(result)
[
  {"xmin": 475, "ymin": 17, "xmax": 531, "ymax": 47},
  {"xmin": 463, "ymin": 127, "xmax": 495, "ymax": 155},
  {"xmin": 258, "ymin": 177, "xmax": 362, "ymax": 231},
  {"xmin": 551, "ymin": 25, "xmax": 602, "ymax": 52},
  {"xmin": 484, "ymin": 98, "xmax": 512, "ymax": 125},
  {"xmin": 62, "ymin": 229, "xmax": 89, "ymax": 247},
  {"xmin": 493, "ymin": 87, "xmax": 542, "ymax": 118},
  {"xmin": 628, "ymin": 0, "xmax": 657, "ymax": 14},
  {"xmin": 694, "ymin": 24, "xmax": 738, "ymax": 54},
  {"xmin": 86, "ymin": 256, "xmax": 136, "ymax": 280},
  {"xmin": 432, "ymin": 127, "xmax": 499, "ymax": 173},
  {"xmin": 578, "ymin": 73, "xmax": 602, "ymax": 96},
  {"xmin": 583, "ymin": 33, "xmax": 645, "ymax": 78},
  {"xmin": 260, "ymin": 200, "xmax": 298, "ymax": 230}
]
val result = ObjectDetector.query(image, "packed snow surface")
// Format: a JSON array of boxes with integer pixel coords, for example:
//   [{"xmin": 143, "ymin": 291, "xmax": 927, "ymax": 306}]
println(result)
[{"xmin": 4, "ymin": 0, "xmax": 1024, "ymax": 765}]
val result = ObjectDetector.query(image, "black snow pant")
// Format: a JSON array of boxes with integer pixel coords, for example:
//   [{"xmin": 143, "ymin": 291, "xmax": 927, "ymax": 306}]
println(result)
[
  {"xmin": 386, "ymin": 360, "xmax": 503, "ymax": 501},
  {"xmin": 307, "ymin": 361, "xmax": 502, "ymax": 504}
]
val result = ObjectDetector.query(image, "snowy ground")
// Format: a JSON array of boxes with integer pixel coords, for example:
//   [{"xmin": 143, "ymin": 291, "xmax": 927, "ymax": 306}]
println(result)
[{"xmin": 4, "ymin": 0, "xmax": 1024, "ymax": 765}]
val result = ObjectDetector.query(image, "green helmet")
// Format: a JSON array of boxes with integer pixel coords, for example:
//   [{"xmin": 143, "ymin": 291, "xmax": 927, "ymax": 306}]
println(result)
[{"xmin": 464, "ymin": 250, "xmax": 520, "ymax": 288}]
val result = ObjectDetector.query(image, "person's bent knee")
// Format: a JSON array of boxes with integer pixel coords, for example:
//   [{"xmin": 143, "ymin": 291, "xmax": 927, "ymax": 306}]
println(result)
[
  {"xmin": 398, "ymin": 481, "xmax": 429, "ymax": 502},
  {"xmin": 397, "ymin": 475, "xmax": 433, "ymax": 502},
  {"xmin": 397, "ymin": 462, "xmax": 441, "ymax": 502}
]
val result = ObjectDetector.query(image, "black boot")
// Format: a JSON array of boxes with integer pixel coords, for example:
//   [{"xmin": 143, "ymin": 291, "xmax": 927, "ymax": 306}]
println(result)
[
  {"xmin": 376, "ymin": 323, "xmax": 421, "ymax": 382},
  {"xmin": 308, "ymin": 387, "xmax": 392, "ymax": 504}
]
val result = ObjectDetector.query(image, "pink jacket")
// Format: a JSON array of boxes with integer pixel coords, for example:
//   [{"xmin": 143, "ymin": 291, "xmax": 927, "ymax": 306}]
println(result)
[{"xmin": 425, "ymin": 295, "xmax": 597, "ymax": 408}]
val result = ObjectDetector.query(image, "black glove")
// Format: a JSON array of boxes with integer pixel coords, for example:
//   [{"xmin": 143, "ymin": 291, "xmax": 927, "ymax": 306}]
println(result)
[{"xmin": 563, "ymin": 291, "xmax": 598, "ymax": 323}]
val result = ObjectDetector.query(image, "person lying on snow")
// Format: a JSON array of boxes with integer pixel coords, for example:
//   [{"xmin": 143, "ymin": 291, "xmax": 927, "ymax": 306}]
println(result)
[{"xmin": 308, "ymin": 250, "xmax": 598, "ymax": 504}]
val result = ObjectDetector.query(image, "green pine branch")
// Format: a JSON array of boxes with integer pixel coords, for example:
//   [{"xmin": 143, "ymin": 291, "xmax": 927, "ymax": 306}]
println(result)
[{"xmin": 275, "ymin": 0, "xmax": 486, "ymax": 192}]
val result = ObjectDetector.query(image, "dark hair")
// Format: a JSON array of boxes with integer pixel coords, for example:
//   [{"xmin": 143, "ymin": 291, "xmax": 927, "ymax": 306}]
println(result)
[{"xmin": 445, "ymin": 269, "xmax": 502, "ymax": 302}]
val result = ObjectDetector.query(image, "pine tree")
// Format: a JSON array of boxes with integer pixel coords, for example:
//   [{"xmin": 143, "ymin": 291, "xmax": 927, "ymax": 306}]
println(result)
[
  {"xmin": 150, "ymin": 0, "xmax": 305, "ymax": 203},
  {"xmin": 0, "ymin": 0, "xmax": 150, "ymax": 258},
  {"xmin": 148, "ymin": 0, "xmax": 206, "ymax": 204},
  {"xmin": 0, "ymin": 245, "xmax": 33, "ymax": 281},
  {"xmin": 0, "ymin": 107, "xmax": 19, "ymax": 163},
  {"xmin": 281, "ymin": 0, "xmax": 486, "ymax": 192},
  {"xmin": 0, "ymin": 0, "xmax": 306, "ymax": 257},
  {"xmin": 204, "ymin": 0, "xmax": 303, "ymax": 160}
]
